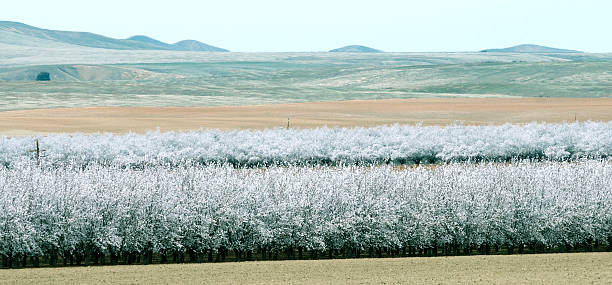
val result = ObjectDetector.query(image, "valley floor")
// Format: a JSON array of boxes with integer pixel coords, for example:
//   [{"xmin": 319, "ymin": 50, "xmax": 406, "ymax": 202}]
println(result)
[
  {"xmin": 1, "ymin": 252, "xmax": 610, "ymax": 284},
  {"xmin": 2, "ymin": 97, "xmax": 612, "ymax": 135}
]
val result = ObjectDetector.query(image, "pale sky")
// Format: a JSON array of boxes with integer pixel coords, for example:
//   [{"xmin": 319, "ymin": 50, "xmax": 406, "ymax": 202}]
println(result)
[{"xmin": 2, "ymin": 0, "xmax": 611, "ymax": 52}]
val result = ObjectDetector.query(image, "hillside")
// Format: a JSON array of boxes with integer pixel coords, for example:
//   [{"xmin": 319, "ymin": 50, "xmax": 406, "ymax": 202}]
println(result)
[
  {"xmin": 481, "ymin": 44, "xmax": 580, "ymax": 53},
  {"xmin": 129, "ymin": 36, "xmax": 229, "ymax": 52},
  {"xmin": 174, "ymin": 40, "xmax": 229, "ymax": 52},
  {"xmin": 127, "ymin": 35, "xmax": 176, "ymax": 49},
  {"xmin": 0, "ymin": 21, "xmax": 228, "ymax": 52},
  {"xmin": 0, "ymin": 64, "xmax": 174, "ymax": 81},
  {"xmin": 329, "ymin": 45, "xmax": 382, "ymax": 53}
]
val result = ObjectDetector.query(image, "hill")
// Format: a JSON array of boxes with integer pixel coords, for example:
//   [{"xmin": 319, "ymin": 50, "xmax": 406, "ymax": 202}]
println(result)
[
  {"xmin": 481, "ymin": 44, "xmax": 580, "ymax": 53},
  {"xmin": 0, "ymin": 21, "xmax": 229, "ymax": 52},
  {"xmin": 174, "ymin": 40, "xmax": 229, "ymax": 52},
  {"xmin": 329, "ymin": 45, "xmax": 382, "ymax": 53},
  {"xmin": 128, "ymin": 36, "xmax": 229, "ymax": 52},
  {"xmin": 127, "ymin": 35, "xmax": 176, "ymax": 49}
]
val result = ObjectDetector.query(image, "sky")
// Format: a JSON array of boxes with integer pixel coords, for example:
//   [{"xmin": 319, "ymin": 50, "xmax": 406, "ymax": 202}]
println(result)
[{"xmin": 1, "ymin": 0, "xmax": 611, "ymax": 52}]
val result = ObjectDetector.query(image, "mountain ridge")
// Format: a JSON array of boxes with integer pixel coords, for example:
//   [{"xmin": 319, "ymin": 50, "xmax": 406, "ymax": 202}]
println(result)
[{"xmin": 0, "ymin": 21, "xmax": 229, "ymax": 52}]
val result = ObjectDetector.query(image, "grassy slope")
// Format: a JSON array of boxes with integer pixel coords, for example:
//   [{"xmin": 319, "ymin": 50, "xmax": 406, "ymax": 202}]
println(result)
[
  {"xmin": 1, "ymin": 253, "xmax": 610, "ymax": 284},
  {"xmin": 1, "ymin": 57, "xmax": 611, "ymax": 112}
]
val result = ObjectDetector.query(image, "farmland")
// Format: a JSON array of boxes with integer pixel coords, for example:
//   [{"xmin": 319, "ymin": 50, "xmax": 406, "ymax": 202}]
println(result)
[
  {"xmin": 1, "ymin": 40, "xmax": 612, "ymax": 283},
  {"xmin": 1, "ymin": 159, "xmax": 611, "ymax": 268},
  {"xmin": 1, "ymin": 253, "xmax": 611, "ymax": 284},
  {"xmin": 2, "ymin": 98, "xmax": 612, "ymax": 135},
  {"xmin": 1, "ymin": 122, "xmax": 611, "ymax": 166}
]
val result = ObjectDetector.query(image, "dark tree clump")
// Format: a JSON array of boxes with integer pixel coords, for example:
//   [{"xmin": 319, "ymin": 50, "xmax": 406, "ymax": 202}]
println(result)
[{"xmin": 36, "ymin": 72, "xmax": 50, "ymax": 81}]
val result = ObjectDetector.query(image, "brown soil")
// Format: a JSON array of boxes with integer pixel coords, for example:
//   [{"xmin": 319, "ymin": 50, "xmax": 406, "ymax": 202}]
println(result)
[
  {"xmin": 1, "ymin": 98, "xmax": 611, "ymax": 135},
  {"xmin": 1, "ymin": 253, "xmax": 610, "ymax": 284}
]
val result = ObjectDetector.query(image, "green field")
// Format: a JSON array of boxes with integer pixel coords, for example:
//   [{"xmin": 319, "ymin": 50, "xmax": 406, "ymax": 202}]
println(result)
[{"xmin": 1, "ymin": 50, "xmax": 611, "ymax": 111}]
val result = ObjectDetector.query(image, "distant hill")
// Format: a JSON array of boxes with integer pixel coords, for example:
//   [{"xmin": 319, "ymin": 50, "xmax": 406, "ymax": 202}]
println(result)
[
  {"xmin": 481, "ymin": 44, "xmax": 580, "ymax": 53},
  {"xmin": 329, "ymin": 45, "xmax": 382, "ymax": 53},
  {"xmin": 0, "ymin": 21, "xmax": 229, "ymax": 52},
  {"xmin": 128, "ymin": 36, "xmax": 229, "ymax": 52},
  {"xmin": 174, "ymin": 40, "xmax": 229, "ymax": 52},
  {"xmin": 127, "ymin": 35, "xmax": 176, "ymax": 49}
]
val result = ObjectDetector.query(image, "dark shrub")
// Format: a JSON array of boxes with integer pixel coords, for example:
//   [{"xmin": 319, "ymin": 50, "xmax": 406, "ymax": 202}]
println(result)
[{"xmin": 36, "ymin": 72, "xmax": 50, "ymax": 81}]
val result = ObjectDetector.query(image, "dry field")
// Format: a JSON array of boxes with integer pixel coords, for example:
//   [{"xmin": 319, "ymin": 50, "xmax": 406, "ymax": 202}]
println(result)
[
  {"xmin": 0, "ymin": 253, "xmax": 610, "ymax": 284},
  {"xmin": 1, "ymin": 98, "xmax": 612, "ymax": 135}
]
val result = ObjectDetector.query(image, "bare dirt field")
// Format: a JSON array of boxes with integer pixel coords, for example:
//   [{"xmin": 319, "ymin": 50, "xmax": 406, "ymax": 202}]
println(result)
[
  {"xmin": 1, "ymin": 253, "xmax": 610, "ymax": 284},
  {"xmin": 1, "ymin": 98, "xmax": 612, "ymax": 135}
]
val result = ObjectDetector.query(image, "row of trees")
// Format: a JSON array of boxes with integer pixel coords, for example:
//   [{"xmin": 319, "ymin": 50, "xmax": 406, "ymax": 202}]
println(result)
[
  {"xmin": 1, "ymin": 160, "xmax": 610, "ymax": 267},
  {"xmin": 1, "ymin": 121, "xmax": 611, "ymax": 167}
]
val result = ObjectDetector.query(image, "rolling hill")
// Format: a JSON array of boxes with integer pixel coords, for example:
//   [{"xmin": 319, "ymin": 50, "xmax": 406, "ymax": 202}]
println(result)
[
  {"xmin": 127, "ymin": 35, "xmax": 177, "ymax": 49},
  {"xmin": 329, "ymin": 45, "xmax": 382, "ymax": 53},
  {"xmin": 0, "ymin": 21, "xmax": 228, "ymax": 52},
  {"xmin": 174, "ymin": 40, "xmax": 229, "ymax": 52},
  {"xmin": 481, "ymin": 44, "xmax": 580, "ymax": 53}
]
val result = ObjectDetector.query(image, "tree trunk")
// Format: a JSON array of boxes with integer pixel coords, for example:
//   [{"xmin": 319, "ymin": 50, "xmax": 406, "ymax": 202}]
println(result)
[
  {"xmin": 143, "ymin": 251, "xmax": 150, "ymax": 265},
  {"xmin": 84, "ymin": 251, "xmax": 90, "ymax": 267},
  {"xmin": 585, "ymin": 239, "xmax": 593, "ymax": 252},
  {"xmin": 111, "ymin": 250, "xmax": 119, "ymax": 265},
  {"xmin": 235, "ymin": 249, "xmax": 242, "ymax": 262},
  {"xmin": 32, "ymin": 255, "xmax": 40, "ymax": 267},
  {"xmin": 189, "ymin": 250, "xmax": 197, "ymax": 263},
  {"xmin": 464, "ymin": 246, "xmax": 470, "ymax": 255},
  {"xmin": 50, "ymin": 252, "xmax": 58, "ymax": 267}
]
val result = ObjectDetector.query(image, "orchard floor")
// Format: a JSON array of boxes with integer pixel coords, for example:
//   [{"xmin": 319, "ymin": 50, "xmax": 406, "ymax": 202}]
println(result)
[
  {"xmin": 2, "ymin": 97, "xmax": 612, "ymax": 135},
  {"xmin": 1, "ymin": 252, "xmax": 610, "ymax": 284}
]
